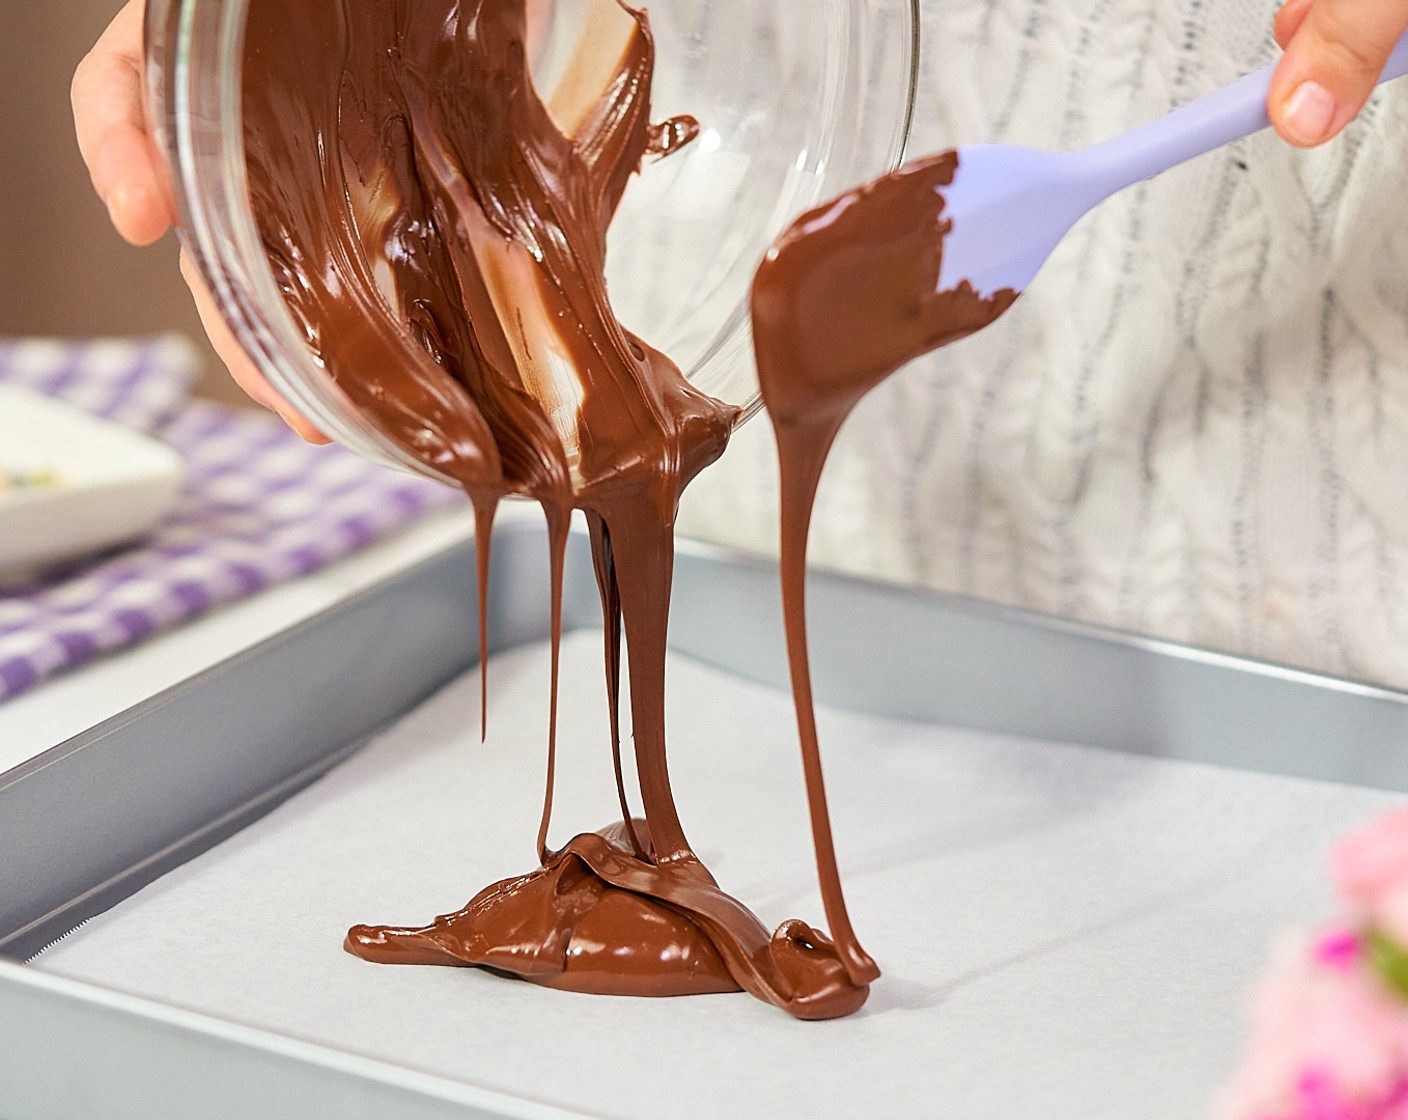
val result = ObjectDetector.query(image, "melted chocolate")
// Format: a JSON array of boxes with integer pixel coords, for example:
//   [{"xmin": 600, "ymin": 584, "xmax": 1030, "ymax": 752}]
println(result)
[
  {"xmin": 752, "ymin": 152, "xmax": 1019, "ymax": 990},
  {"xmin": 242, "ymin": 0, "xmax": 873, "ymax": 1019}
]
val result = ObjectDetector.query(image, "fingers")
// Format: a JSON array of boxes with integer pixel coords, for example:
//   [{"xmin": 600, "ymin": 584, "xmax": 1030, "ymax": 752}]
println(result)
[
  {"xmin": 1268, "ymin": 0, "xmax": 1408, "ymax": 146},
  {"xmin": 78, "ymin": 3, "xmax": 330, "ymax": 448},
  {"xmin": 179, "ymin": 252, "xmax": 333, "ymax": 445},
  {"xmin": 72, "ymin": 1, "xmax": 177, "ymax": 246},
  {"xmin": 77, "ymin": 2, "xmax": 337, "ymax": 452}
]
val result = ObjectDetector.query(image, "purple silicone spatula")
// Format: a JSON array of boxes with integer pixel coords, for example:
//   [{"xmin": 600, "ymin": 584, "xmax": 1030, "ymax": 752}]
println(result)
[{"xmin": 937, "ymin": 31, "xmax": 1408, "ymax": 298}]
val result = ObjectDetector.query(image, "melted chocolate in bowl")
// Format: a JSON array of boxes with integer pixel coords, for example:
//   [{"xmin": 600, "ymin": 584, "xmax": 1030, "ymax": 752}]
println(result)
[{"xmin": 243, "ymin": 0, "xmax": 875, "ymax": 1019}]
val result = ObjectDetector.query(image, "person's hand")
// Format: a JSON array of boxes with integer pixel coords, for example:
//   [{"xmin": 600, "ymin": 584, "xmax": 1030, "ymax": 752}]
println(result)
[
  {"xmin": 1268, "ymin": 0, "xmax": 1408, "ymax": 146},
  {"xmin": 72, "ymin": 1, "xmax": 329, "ymax": 443}
]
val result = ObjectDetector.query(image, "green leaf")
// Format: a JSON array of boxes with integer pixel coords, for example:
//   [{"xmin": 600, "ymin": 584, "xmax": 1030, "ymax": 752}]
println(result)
[{"xmin": 1368, "ymin": 930, "xmax": 1408, "ymax": 1002}]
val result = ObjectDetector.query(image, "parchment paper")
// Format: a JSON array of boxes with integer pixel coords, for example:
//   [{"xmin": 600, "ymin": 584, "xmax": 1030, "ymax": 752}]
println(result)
[{"xmin": 34, "ymin": 632, "xmax": 1405, "ymax": 1119}]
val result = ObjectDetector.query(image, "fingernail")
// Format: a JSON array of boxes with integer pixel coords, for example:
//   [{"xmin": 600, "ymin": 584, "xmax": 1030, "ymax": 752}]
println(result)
[{"xmin": 1284, "ymin": 80, "xmax": 1337, "ymax": 145}]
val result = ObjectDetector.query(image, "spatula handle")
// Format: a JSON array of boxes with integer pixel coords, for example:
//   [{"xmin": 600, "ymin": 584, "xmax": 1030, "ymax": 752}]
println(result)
[{"xmin": 1080, "ymin": 30, "xmax": 1408, "ymax": 195}]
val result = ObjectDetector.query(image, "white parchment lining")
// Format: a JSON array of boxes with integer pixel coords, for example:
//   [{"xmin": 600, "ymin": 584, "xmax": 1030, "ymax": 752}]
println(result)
[{"xmin": 34, "ymin": 633, "xmax": 1404, "ymax": 1119}]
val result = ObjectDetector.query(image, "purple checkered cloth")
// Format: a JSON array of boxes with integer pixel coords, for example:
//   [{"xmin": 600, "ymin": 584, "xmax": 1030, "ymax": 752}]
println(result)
[{"xmin": 0, "ymin": 335, "xmax": 459, "ymax": 701}]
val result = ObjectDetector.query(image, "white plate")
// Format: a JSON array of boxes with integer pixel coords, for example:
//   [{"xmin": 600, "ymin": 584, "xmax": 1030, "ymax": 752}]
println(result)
[{"xmin": 0, "ymin": 385, "xmax": 185, "ymax": 583}]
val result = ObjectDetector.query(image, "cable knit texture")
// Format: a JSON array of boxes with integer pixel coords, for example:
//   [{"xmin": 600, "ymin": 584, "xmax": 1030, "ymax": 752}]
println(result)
[{"xmin": 677, "ymin": 0, "xmax": 1408, "ymax": 687}]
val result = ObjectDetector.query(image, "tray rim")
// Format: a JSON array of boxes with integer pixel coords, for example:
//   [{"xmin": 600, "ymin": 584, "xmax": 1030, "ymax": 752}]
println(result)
[
  {"xmin": 10, "ymin": 526, "xmax": 1407, "ymax": 798},
  {"xmin": 0, "ymin": 958, "xmax": 597, "ymax": 1120},
  {"xmin": 673, "ymin": 534, "xmax": 1408, "ymax": 707}
]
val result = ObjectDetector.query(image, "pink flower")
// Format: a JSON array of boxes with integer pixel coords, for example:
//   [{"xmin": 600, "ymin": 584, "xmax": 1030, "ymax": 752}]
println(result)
[
  {"xmin": 1286, "ymin": 1069, "xmax": 1408, "ymax": 1120},
  {"xmin": 1334, "ymin": 811, "xmax": 1408, "ymax": 947},
  {"xmin": 1317, "ymin": 930, "xmax": 1366, "ymax": 974},
  {"xmin": 1217, "ymin": 936, "xmax": 1408, "ymax": 1120}
]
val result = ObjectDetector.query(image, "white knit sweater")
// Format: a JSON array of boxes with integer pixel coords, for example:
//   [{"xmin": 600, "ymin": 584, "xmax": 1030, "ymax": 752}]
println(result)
[{"xmin": 677, "ymin": 0, "xmax": 1408, "ymax": 686}]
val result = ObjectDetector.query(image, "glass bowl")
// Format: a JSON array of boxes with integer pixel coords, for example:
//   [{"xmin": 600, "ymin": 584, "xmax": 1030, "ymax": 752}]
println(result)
[{"xmin": 144, "ymin": 0, "xmax": 919, "ymax": 484}]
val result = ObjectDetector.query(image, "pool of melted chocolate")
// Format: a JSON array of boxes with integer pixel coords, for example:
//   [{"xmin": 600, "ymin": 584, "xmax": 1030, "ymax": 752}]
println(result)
[{"xmin": 242, "ymin": 0, "xmax": 1013, "ymax": 1021}]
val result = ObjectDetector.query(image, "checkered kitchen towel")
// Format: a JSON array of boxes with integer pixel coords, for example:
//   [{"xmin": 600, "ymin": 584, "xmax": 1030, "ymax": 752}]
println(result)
[{"xmin": 0, "ymin": 335, "xmax": 459, "ymax": 701}]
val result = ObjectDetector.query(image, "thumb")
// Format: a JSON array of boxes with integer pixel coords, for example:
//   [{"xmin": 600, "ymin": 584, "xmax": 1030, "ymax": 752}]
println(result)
[{"xmin": 1268, "ymin": 0, "xmax": 1408, "ymax": 146}]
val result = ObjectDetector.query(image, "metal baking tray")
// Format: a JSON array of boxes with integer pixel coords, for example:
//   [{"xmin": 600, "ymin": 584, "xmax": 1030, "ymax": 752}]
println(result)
[{"xmin": 4, "ymin": 516, "xmax": 1408, "ymax": 1119}]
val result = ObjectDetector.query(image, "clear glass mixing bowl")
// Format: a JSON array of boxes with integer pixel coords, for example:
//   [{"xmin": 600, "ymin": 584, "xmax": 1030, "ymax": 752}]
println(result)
[{"xmin": 144, "ymin": 0, "xmax": 919, "ymax": 484}]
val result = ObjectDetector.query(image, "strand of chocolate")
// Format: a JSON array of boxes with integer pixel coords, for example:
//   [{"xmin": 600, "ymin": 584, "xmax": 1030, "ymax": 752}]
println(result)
[
  {"xmin": 242, "ymin": 0, "xmax": 872, "ymax": 1018},
  {"xmin": 752, "ymin": 152, "xmax": 1020, "ymax": 990}
]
